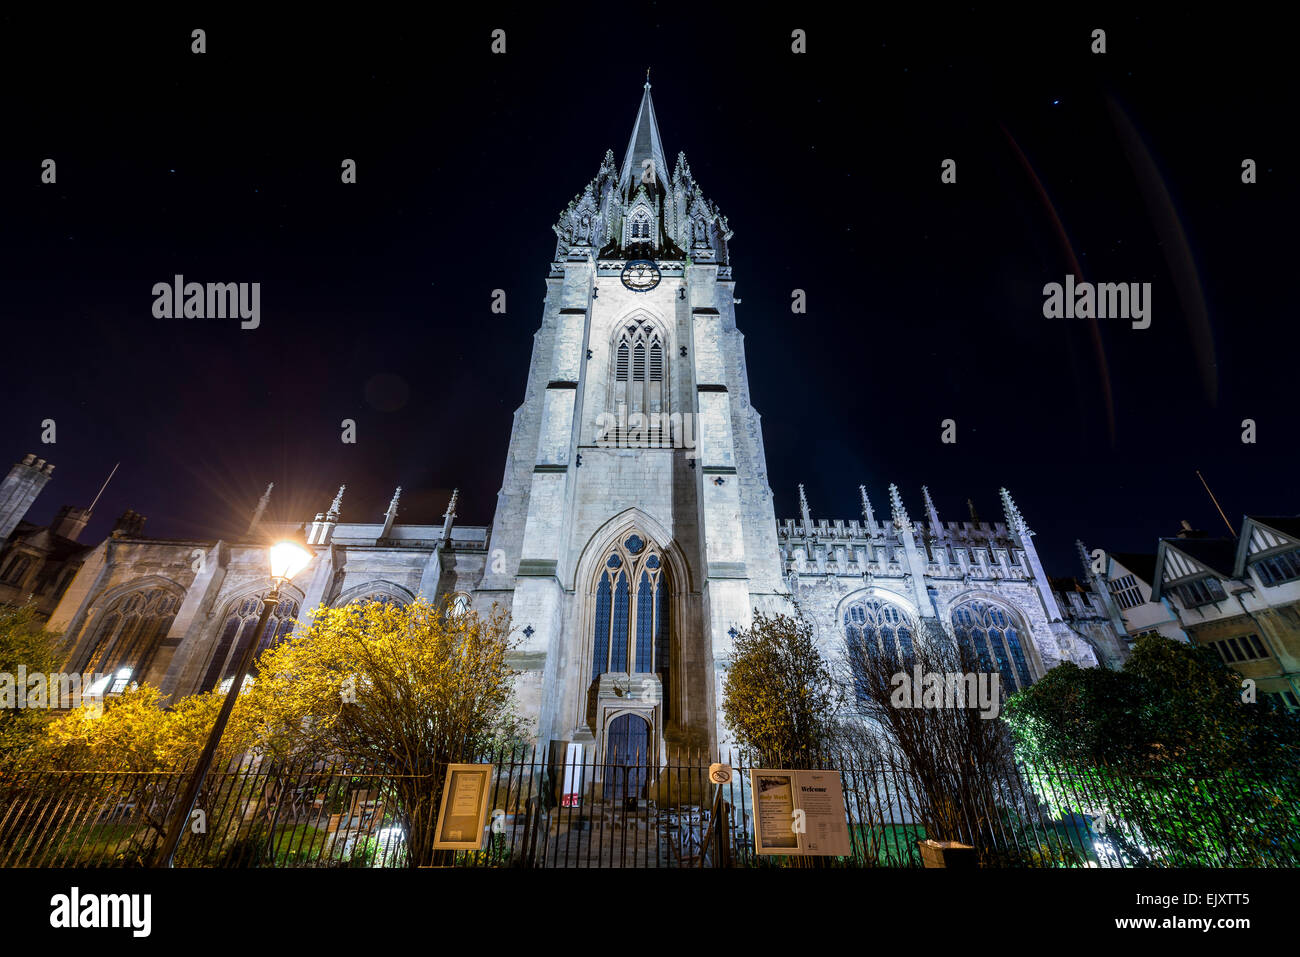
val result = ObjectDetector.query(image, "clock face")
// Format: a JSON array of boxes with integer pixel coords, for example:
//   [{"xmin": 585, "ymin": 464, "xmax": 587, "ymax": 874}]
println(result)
[{"xmin": 621, "ymin": 259, "xmax": 661, "ymax": 292}]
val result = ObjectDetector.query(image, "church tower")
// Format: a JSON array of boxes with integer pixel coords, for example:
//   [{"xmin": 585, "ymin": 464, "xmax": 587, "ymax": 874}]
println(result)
[{"xmin": 477, "ymin": 78, "xmax": 789, "ymax": 766}]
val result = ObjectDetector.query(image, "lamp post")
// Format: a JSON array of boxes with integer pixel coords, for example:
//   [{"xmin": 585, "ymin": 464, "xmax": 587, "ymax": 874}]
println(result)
[{"xmin": 154, "ymin": 540, "xmax": 312, "ymax": 867}]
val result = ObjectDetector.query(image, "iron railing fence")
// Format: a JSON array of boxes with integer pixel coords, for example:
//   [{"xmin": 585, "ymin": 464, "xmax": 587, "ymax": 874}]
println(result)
[{"xmin": 1, "ymin": 748, "xmax": 1295, "ymax": 868}]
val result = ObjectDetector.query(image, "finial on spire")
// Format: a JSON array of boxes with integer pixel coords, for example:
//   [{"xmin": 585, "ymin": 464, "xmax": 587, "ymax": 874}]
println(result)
[
  {"xmin": 1075, "ymin": 539, "xmax": 1094, "ymax": 578},
  {"xmin": 889, "ymin": 483, "xmax": 913, "ymax": 535},
  {"xmin": 386, "ymin": 486, "xmax": 402, "ymax": 521},
  {"xmin": 859, "ymin": 484, "xmax": 879, "ymax": 536},
  {"xmin": 246, "ymin": 482, "xmax": 274, "ymax": 536},
  {"xmin": 441, "ymin": 488, "xmax": 459, "ymax": 543},
  {"xmin": 646, "ymin": 66, "xmax": 651, "ymax": 88},
  {"xmin": 327, "ymin": 485, "xmax": 346, "ymax": 520},
  {"xmin": 798, "ymin": 483, "xmax": 812, "ymax": 521},
  {"xmin": 922, "ymin": 486, "xmax": 943, "ymax": 537},
  {"xmin": 967, "ymin": 498, "xmax": 980, "ymax": 524}
]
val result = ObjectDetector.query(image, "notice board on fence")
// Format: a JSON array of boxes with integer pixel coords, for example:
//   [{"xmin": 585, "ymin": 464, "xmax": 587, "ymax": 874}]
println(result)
[
  {"xmin": 433, "ymin": 764, "xmax": 493, "ymax": 851},
  {"xmin": 749, "ymin": 768, "xmax": 852, "ymax": 856}
]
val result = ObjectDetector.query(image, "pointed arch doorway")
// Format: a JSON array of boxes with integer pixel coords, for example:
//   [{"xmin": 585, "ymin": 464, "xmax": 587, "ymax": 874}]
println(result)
[{"xmin": 603, "ymin": 713, "xmax": 651, "ymax": 803}]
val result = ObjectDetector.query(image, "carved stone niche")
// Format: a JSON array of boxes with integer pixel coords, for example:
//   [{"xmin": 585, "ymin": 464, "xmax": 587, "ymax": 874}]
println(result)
[{"xmin": 585, "ymin": 672, "xmax": 666, "ymax": 771}]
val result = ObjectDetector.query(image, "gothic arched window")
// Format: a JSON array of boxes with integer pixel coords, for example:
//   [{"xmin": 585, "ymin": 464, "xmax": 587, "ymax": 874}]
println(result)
[
  {"xmin": 843, "ymin": 598, "xmax": 916, "ymax": 699},
  {"xmin": 951, "ymin": 599, "xmax": 1033, "ymax": 693},
  {"xmin": 608, "ymin": 316, "xmax": 669, "ymax": 441},
  {"xmin": 77, "ymin": 587, "xmax": 182, "ymax": 688},
  {"xmin": 591, "ymin": 534, "xmax": 670, "ymax": 709},
  {"xmin": 844, "ymin": 599, "xmax": 916, "ymax": 662},
  {"xmin": 627, "ymin": 206, "xmax": 653, "ymax": 245},
  {"xmin": 200, "ymin": 593, "xmax": 300, "ymax": 693}
]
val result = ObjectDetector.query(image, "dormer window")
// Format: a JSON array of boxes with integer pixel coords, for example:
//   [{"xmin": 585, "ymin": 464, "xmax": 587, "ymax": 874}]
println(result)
[
  {"xmin": 1251, "ymin": 547, "xmax": 1300, "ymax": 587},
  {"xmin": 1171, "ymin": 575, "xmax": 1226, "ymax": 609}
]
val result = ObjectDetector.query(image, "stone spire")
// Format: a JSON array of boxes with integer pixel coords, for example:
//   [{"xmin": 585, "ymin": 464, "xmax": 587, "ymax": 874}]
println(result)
[
  {"xmin": 1000, "ymin": 487, "xmax": 1061, "ymax": 621},
  {"xmin": 617, "ymin": 75, "xmax": 669, "ymax": 199},
  {"xmin": 859, "ymin": 484, "xmax": 879, "ymax": 537},
  {"xmin": 967, "ymin": 498, "xmax": 981, "ymax": 524},
  {"xmin": 798, "ymin": 484, "xmax": 813, "ymax": 538},
  {"xmin": 441, "ymin": 488, "xmax": 458, "ymax": 544},
  {"xmin": 922, "ymin": 486, "xmax": 943, "ymax": 537},
  {"xmin": 379, "ymin": 486, "xmax": 402, "ymax": 540},
  {"xmin": 1000, "ymin": 487, "xmax": 1032, "ymax": 537},
  {"xmin": 888, "ymin": 484, "xmax": 912, "ymax": 536},
  {"xmin": 1075, "ymin": 539, "xmax": 1093, "ymax": 578},
  {"xmin": 308, "ymin": 485, "xmax": 346, "ymax": 546},
  {"xmin": 246, "ymin": 483, "xmax": 274, "ymax": 537}
]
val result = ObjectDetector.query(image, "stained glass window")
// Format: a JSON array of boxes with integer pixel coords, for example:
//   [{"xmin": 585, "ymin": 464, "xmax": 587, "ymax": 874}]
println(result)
[
  {"xmin": 843, "ymin": 598, "xmax": 917, "ymax": 699},
  {"xmin": 590, "ymin": 534, "xmax": 669, "ymax": 689},
  {"xmin": 951, "ymin": 599, "xmax": 1033, "ymax": 694},
  {"xmin": 200, "ymin": 594, "xmax": 299, "ymax": 692}
]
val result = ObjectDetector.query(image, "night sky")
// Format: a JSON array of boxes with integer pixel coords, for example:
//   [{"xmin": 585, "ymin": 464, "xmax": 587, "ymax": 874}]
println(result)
[{"xmin": 1, "ymin": 8, "xmax": 1294, "ymax": 576}]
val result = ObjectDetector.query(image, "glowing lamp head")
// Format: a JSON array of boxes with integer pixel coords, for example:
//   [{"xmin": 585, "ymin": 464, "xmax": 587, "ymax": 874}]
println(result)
[{"xmin": 269, "ymin": 541, "xmax": 312, "ymax": 582}]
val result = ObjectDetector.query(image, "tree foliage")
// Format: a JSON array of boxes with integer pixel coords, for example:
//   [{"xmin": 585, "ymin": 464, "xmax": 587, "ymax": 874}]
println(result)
[
  {"xmin": 0, "ymin": 602, "xmax": 72, "ymax": 764},
  {"xmin": 1004, "ymin": 633, "xmax": 1300, "ymax": 776},
  {"xmin": 18, "ymin": 596, "xmax": 522, "ymax": 867},
  {"xmin": 720, "ymin": 612, "xmax": 842, "ymax": 767},
  {"xmin": 245, "ymin": 597, "xmax": 523, "ymax": 865},
  {"xmin": 1003, "ymin": 634, "xmax": 1300, "ymax": 866}
]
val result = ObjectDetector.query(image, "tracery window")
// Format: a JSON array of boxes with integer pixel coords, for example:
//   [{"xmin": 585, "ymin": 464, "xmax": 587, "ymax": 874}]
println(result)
[
  {"xmin": 608, "ymin": 316, "xmax": 668, "ymax": 442},
  {"xmin": 951, "ymin": 599, "xmax": 1033, "ymax": 693},
  {"xmin": 627, "ymin": 206, "xmax": 653, "ymax": 245},
  {"xmin": 77, "ymin": 587, "xmax": 182, "ymax": 687},
  {"xmin": 844, "ymin": 599, "xmax": 915, "ymax": 660},
  {"xmin": 590, "ymin": 533, "xmax": 670, "ymax": 712},
  {"xmin": 200, "ymin": 593, "xmax": 300, "ymax": 692},
  {"xmin": 843, "ymin": 598, "xmax": 916, "ymax": 699}
]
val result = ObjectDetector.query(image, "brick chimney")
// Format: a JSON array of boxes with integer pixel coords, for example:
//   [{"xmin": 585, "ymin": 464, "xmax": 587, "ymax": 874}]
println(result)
[
  {"xmin": 51, "ymin": 505, "xmax": 92, "ymax": 542},
  {"xmin": 111, "ymin": 509, "xmax": 147, "ymax": 538}
]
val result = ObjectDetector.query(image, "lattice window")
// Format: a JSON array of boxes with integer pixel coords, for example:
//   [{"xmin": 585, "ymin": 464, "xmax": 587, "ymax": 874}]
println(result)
[
  {"xmin": 1171, "ymin": 576, "xmax": 1226, "ymax": 608},
  {"xmin": 1108, "ymin": 574, "xmax": 1144, "ymax": 609},
  {"xmin": 1251, "ymin": 548, "xmax": 1300, "ymax": 587}
]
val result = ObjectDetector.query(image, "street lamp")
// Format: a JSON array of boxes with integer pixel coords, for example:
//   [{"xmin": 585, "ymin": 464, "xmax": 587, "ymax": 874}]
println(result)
[{"xmin": 155, "ymin": 539, "xmax": 312, "ymax": 867}]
